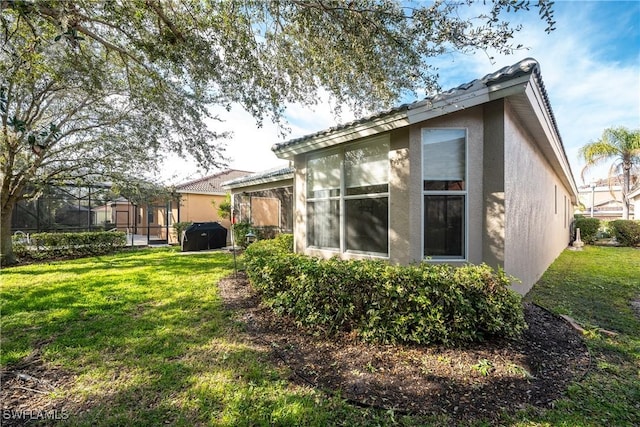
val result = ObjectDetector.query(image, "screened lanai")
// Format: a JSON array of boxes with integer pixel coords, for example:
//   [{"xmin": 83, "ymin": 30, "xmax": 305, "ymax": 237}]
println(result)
[{"xmin": 11, "ymin": 182, "xmax": 177, "ymax": 245}]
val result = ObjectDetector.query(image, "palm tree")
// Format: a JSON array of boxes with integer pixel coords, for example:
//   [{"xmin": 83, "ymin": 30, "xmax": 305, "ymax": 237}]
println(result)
[{"xmin": 580, "ymin": 127, "xmax": 640, "ymax": 219}]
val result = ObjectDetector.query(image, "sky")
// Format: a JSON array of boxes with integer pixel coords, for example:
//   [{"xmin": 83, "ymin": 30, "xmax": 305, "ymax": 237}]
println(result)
[{"xmin": 158, "ymin": 0, "xmax": 640, "ymax": 187}]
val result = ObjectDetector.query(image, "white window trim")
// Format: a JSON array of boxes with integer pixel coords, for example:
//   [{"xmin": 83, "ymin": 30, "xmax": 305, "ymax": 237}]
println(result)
[
  {"xmin": 421, "ymin": 128, "xmax": 469, "ymax": 262},
  {"xmin": 306, "ymin": 135, "xmax": 390, "ymax": 257},
  {"xmin": 306, "ymin": 147, "xmax": 342, "ymax": 251}
]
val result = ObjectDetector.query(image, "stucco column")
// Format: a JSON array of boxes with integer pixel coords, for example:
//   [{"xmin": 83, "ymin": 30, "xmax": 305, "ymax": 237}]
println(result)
[
  {"xmin": 389, "ymin": 128, "xmax": 411, "ymax": 264},
  {"xmin": 482, "ymin": 101, "xmax": 506, "ymax": 269}
]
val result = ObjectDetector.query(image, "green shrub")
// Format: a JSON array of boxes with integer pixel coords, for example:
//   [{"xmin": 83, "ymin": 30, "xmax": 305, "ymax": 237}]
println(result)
[
  {"xmin": 268, "ymin": 233, "xmax": 293, "ymax": 252},
  {"xmin": 244, "ymin": 237, "xmax": 526, "ymax": 345},
  {"xmin": 13, "ymin": 231, "xmax": 127, "ymax": 260},
  {"xmin": 254, "ymin": 225, "xmax": 282, "ymax": 240},
  {"xmin": 11, "ymin": 237, "xmax": 29, "ymax": 258},
  {"xmin": 172, "ymin": 221, "xmax": 193, "ymax": 245},
  {"xmin": 608, "ymin": 220, "xmax": 640, "ymax": 247},
  {"xmin": 574, "ymin": 216, "xmax": 600, "ymax": 244},
  {"xmin": 231, "ymin": 221, "xmax": 255, "ymax": 248}
]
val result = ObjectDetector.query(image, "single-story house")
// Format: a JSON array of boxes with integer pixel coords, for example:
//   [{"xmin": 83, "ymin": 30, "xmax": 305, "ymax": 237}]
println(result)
[
  {"xmin": 576, "ymin": 178, "xmax": 636, "ymax": 220},
  {"xmin": 164, "ymin": 169, "xmax": 252, "ymax": 243},
  {"xmin": 231, "ymin": 58, "xmax": 579, "ymax": 295},
  {"xmin": 90, "ymin": 170, "xmax": 252, "ymax": 244}
]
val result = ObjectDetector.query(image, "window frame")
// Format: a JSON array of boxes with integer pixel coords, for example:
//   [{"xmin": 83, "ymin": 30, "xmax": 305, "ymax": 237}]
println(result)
[
  {"xmin": 306, "ymin": 148, "xmax": 342, "ymax": 252},
  {"xmin": 421, "ymin": 128, "xmax": 468, "ymax": 261},
  {"xmin": 306, "ymin": 135, "xmax": 390, "ymax": 257}
]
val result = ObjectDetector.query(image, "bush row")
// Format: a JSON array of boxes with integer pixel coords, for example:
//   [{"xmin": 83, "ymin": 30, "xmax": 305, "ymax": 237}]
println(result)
[
  {"xmin": 13, "ymin": 231, "xmax": 127, "ymax": 259},
  {"xmin": 573, "ymin": 217, "xmax": 640, "ymax": 247},
  {"xmin": 574, "ymin": 216, "xmax": 601, "ymax": 244},
  {"xmin": 244, "ymin": 234, "xmax": 526, "ymax": 345},
  {"xmin": 232, "ymin": 221, "xmax": 287, "ymax": 248},
  {"xmin": 609, "ymin": 220, "xmax": 640, "ymax": 247}
]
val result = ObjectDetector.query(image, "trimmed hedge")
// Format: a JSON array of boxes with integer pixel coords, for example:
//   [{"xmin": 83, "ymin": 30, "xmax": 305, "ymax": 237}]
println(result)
[
  {"xmin": 244, "ymin": 235, "xmax": 526, "ymax": 345},
  {"xmin": 574, "ymin": 216, "xmax": 601, "ymax": 244},
  {"xmin": 12, "ymin": 231, "xmax": 127, "ymax": 260},
  {"xmin": 232, "ymin": 221, "xmax": 286, "ymax": 248},
  {"xmin": 609, "ymin": 220, "xmax": 640, "ymax": 247}
]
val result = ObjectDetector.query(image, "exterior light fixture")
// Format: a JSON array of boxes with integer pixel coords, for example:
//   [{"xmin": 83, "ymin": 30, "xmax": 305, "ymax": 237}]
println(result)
[{"xmin": 245, "ymin": 231, "xmax": 256, "ymax": 245}]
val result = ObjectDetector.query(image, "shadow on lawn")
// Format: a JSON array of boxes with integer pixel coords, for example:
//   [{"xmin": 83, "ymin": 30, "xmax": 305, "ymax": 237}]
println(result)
[{"xmin": 1, "ymin": 265, "xmax": 341, "ymax": 426}]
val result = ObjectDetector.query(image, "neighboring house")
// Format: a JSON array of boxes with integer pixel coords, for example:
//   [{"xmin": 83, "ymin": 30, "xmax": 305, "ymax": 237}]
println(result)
[
  {"xmin": 91, "ymin": 203, "xmax": 112, "ymax": 227},
  {"xmin": 85, "ymin": 170, "xmax": 253, "ymax": 245},
  {"xmin": 576, "ymin": 177, "xmax": 636, "ymax": 220},
  {"xmin": 223, "ymin": 166, "xmax": 294, "ymax": 236},
  {"xmin": 629, "ymin": 187, "xmax": 640, "ymax": 220},
  {"xmin": 169, "ymin": 169, "xmax": 253, "ymax": 243},
  {"xmin": 234, "ymin": 58, "xmax": 578, "ymax": 295}
]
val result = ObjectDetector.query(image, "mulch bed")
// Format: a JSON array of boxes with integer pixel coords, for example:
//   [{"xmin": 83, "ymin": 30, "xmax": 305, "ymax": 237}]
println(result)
[{"xmin": 218, "ymin": 272, "xmax": 591, "ymax": 422}]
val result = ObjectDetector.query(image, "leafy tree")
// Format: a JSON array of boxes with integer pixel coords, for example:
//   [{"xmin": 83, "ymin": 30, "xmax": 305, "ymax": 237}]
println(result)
[
  {"xmin": 1, "ymin": 0, "xmax": 556, "ymax": 265},
  {"xmin": 580, "ymin": 127, "xmax": 640, "ymax": 219}
]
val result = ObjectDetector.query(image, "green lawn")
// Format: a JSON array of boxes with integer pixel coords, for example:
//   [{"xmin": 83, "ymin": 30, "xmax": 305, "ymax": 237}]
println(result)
[
  {"xmin": 520, "ymin": 245, "xmax": 640, "ymax": 427},
  {"xmin": 1, "ymin": 249, "xmax": 351, "ymax": 426},
  {"xmin": 1, "ymin": 246, "xmax": 639, "ymax": 426}
]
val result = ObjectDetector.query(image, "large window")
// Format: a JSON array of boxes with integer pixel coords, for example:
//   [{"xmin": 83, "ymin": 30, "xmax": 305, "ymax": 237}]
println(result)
[
  {"xmin": 422, "ymin": 129, "xmax": 466, "ymax": 259},
  {"xmin": 307, "ymin": 137, "xmax": 389, "ymax": 255},
  {"xmin": 307, "ymin": 152, "xmax": 341, "ymax": 249}
]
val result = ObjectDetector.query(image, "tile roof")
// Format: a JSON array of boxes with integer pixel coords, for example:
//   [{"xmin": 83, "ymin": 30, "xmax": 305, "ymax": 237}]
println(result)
[
  {"xmin": 223, "ymin": 166, "xmax": 294, "ymax": 188},
  {"xmin": 175, "ymin": 169, "xmax": 253, "ymax": 194},
  {"xmin": 272, "ymin": 58, "xmax": 548, "ymax": 152}
]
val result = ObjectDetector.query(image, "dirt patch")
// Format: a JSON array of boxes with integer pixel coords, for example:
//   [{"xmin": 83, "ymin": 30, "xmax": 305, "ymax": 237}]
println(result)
[
  {"xmin": 218, "ymin": 272, "xmax": 591, "ymax": 422},
  {"xmin": 0, "ymin": 346, "xmax": 74, "ymax": 426}
]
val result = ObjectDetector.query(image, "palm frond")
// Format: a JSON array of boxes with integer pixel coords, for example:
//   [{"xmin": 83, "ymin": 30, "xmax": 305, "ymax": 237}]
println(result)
[{"xmin": 579, "ymin": 127, "xmax": 640, "ymax": 183}]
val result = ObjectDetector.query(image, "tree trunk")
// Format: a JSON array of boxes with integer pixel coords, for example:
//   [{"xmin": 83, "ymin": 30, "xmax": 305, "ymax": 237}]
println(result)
[
  {"xmin": 1, "ymin": 202, "xmax": 16, "ymax": 266},
  {"xmin": 622, "ymin": 167, "xmax": 631, "ymax": 220}
]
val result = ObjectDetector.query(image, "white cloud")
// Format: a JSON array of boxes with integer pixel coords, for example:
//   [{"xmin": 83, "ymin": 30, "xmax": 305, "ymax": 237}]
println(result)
[
  {"xmin": 158, "ymin": 90, "xmax": 357, "ymax": 184},
  {"xmin": 431, "ymin": 1, "xmax": 640, "ymax": 184},
  {"xmin": 159, "ymin": 1, "xmax": 639, "ymax": 186}
]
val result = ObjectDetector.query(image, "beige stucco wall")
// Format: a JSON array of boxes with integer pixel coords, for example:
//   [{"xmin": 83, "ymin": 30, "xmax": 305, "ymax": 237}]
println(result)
[
  {"xmin": 179, "ymin": 193, "xmax": 224, "ymax": 223},
  {"xmin": 503, "ymin": 101, "xmax": 573, "ymax": 294},
  {"xmin": 633, "ymin": 193, "xmax": 640, "ymax": 220},
  {"xmin": 294, "ymin": 107, "xmax": 486, "ymax": 266},
  {"xmin": 293, "ymin": 156, "xmax": 307, "ymax": 254},
  {"xmin": 290, "ymin": 101, "xmax": 573, "ymax": 295},
  {"xmin": 250, "ymin": 197, "xmax": 280, "ymax": 227},
  {"xmin": 389, "ymin": 128, "xmax": 412, "ymax": 264},
  {"xmin": 482, "ymin": 101, "xmax": 506, "ymax": 271},
  {"xmin": 172, "ymin": 193, "xmax": 230, "ymax": 244},
  {"xmin": 408, "ymin": 106, "xmax": 485, "ymax": 266}
]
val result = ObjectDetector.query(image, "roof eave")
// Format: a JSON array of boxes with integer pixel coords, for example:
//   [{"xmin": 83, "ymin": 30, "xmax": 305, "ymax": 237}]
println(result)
[
  {"xmin": 628, "ymin": 187, "xmax": 640, "ymax": 199},
  {"xmin": 408, "ymin": 74, "xmax": 532, "ymax": 124},
  {"xmin": 176, "ymin": 189, "xmax": 227, "ymax": 196},
  {"xmin": 223, "ymin": 172, "xmax": 294, "ymax": 190},
  {"xmin": 273, "ymin": 111, "xmax": 410, "ymax": 160}
]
